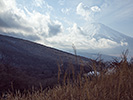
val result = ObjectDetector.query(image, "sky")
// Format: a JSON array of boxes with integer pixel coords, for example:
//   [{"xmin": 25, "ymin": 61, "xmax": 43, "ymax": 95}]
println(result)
[{"xmin": 0, "ymin": 0, "xmax": 133, "ymax": 54}]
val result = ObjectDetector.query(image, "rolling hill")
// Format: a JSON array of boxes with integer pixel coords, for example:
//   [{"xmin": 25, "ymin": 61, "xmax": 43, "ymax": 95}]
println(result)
[{"xmin": 0, "ymin": 34, "xmax": 93, "ymax": 93}]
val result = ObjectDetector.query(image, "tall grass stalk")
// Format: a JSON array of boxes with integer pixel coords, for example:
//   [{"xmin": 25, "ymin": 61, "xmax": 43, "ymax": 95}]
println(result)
[{"xmin": 0, "ymin": 52, "xmax": 133, "ymax": 100}]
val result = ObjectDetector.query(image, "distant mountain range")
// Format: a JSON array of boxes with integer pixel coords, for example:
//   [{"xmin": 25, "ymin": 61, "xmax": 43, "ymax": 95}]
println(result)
[{"xmin": 76, "ymin": 23, "xmax": 133, "ymax": 59}]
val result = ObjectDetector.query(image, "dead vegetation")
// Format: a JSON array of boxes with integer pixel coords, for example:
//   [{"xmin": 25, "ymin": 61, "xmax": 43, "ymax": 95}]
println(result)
[{"xmin": 0, "ymin": 52, "xmax": 133, "ymax": 100}]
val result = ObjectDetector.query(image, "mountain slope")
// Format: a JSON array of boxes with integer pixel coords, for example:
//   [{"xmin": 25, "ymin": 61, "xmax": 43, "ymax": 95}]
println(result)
[
  {"xmin": 79, "ymin": 23, "xmax": 133, "ymax": 57},
  {"xmin": 87, "ymin": 23, "xmax": 133, "ymax": 45},
  {"xmin": 0, "ymin": 34, "xmax": 92, "ymax": 68},
  {"xmin": 0, "ymin": 34, "xmax": 94, "ymax": 93}
]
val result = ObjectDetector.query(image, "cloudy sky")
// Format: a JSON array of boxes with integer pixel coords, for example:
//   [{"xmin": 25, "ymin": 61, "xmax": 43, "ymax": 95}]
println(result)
[{"xmin": 0, "ymin": 0, "xmax": 133, "ymax": 54}]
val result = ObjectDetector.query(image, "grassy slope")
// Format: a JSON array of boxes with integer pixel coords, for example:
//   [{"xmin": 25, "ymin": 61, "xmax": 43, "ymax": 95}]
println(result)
[{"xmin": 0, "ymin": 55, "xmax": 133, "ymax": 100}]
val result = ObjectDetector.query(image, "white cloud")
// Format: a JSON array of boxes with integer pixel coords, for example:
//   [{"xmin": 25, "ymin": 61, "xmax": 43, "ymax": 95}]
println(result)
[
  {"xmin": 120, "ymin": 41, "xmax": 128, "ymax": 46},
  {"xmin": 61, "ymin": 8, "xmax": 71, "ymax": 15},
  {"xmin": 46, "ymin": 23, "xmax": 119, "ymax": 50},
  {"xmin": 76, "ymin": 0, "xmax": 133, "ymax": 25},
  {"xmin": 0, "ymin": 0, "xmax": 16, "ymax": 12},
  {"xmin": 0, "ymin": 0, "xmax": 62, "ymax": 42},
  {"xmin": 58, "ymin": 0, "xmax": 65, "ymax": 5},
  {"xmin": 91, "ymin": 6, "xmax": 101, "ymax": 12},
  {"xmin": 33, "ymin": 0, "xmax": 53, "ymax": 10},
  {"xmin": 76, "ymin": 3, "xmax": 91, "ymax": 21},
  {"xmin": 0, "ymin": 0, "xmax": 130, "ymax": 54},
  {"xmin": 34, "ymin": 0, "xmax": 43, "ymax": 8},
  {"xmin": 76, "ymin": 3, "xmax": 101, "ymax": 21},
  {"xmin": 97, "ymin": 38, "xmax": 118, "ymax": 48},
  {"xmin": 67, "ymin": 23, "xmax": 84, "ymax": 35}
]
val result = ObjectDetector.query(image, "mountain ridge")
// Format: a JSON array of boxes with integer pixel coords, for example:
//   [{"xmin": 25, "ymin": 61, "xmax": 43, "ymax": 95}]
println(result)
[
  {"xmin": 0, "ymin": 34, "xmax": 97, "ymax": 92},
  {"xmin": 0, "ymin": 34, "xmax": 92, "ymax": 70},
  {"xmin": 79, "ymin": 23, "xmax": 133, "ymax": 57}
]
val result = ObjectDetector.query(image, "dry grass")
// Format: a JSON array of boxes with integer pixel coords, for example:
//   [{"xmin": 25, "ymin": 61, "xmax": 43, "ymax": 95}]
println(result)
[{"xmin": 0, "ymin": 55, "xmax": 133, "ymax": 100}]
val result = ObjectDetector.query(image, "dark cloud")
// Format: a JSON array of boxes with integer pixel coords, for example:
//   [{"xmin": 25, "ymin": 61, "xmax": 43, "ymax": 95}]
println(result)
[
  {"xmin": 0, "ymin": 2, "xmax": 62, "ymax": 39},
  {"xmin": 0, "ymin": 13, "xmax": 38, "ymax": 41},
  {"xmin": 0, "ymin": 31, "xmax": 40, "ymax": 41},
  {"xmin": 0, "ymin": 12, "xmax": 20, "ymax": 28},
  {"xmin": 24, "ymin": 35, "xmax": 40, "ymax": 41},
  {"xmin": 0, "ymin": 18, "xmax": 10, "ymax": 28},
  {"xmin": 0, "ymin": 12, "xmax": 34, "ymax": 33},
  {"xmin": 0, "ymin": 0, "xmax": 64, "ymax": 45},
  {"xmin": 48, "ymin": 23, "xmax": 62, "ymax": 36}
]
